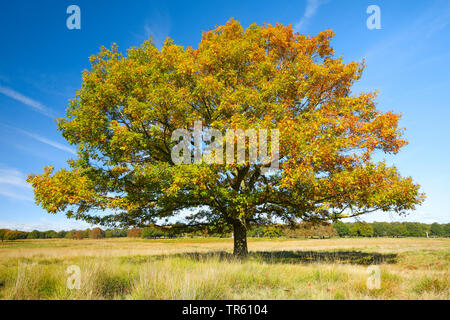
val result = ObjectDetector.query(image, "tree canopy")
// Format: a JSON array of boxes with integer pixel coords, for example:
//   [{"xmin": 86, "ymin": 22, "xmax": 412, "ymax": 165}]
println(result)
[{"xmin": 27, "ymin": 19, "xmax": 424, "ymax": 257}]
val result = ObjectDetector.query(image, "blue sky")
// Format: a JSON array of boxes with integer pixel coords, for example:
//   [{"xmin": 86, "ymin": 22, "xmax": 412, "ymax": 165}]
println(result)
[{"xmin": 0, "ymin": 0, "xmax": 449, "ymax": 231}]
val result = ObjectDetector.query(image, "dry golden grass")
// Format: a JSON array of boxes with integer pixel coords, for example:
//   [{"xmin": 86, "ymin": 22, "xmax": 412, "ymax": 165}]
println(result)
[{"xmin": 0, "ymin": 237, "xmax": 448, "ymax": 300}]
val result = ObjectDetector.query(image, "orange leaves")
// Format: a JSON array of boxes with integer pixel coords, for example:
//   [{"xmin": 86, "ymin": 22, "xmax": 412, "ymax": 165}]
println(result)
[
  {"xmin": 26, "ymin": 166, "xmax": 99, "ymax": 214},
  {"xmin": 302, "ymin": 162, "xmax": 425, "ymax": 214},
  {"xmin": 315, "ymin": 29, "xmax": 335, "ymax": 57}
]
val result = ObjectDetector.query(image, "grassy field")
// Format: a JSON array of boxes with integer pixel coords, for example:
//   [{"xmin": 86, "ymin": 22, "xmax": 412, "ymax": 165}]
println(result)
[{"xmin": 0, "ymin": 237, "xmax": 448, "ymax": 300}]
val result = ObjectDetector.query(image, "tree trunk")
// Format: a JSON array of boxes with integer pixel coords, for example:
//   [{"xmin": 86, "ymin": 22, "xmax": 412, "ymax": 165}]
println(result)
[{"xmin": 233, "ymin": 221, "xmax": 248, "ymax": 258}]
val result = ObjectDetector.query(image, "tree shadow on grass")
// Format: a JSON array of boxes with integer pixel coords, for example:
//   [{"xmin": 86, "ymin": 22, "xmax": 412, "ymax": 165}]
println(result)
[
  {"xmin": 173, "ymin": 250, "xmax": 397, "ymax": 265},
  {"xmin": 251, "ymin": 251, "xmax": 397, "ymax": 265}
]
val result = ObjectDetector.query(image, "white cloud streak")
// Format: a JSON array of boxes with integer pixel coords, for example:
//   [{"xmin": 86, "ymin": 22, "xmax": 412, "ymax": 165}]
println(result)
[
  {"xmin": 0, "ymin": 166, "xmax": 33, "ymax": 202},
  {"xmin": 131, "ymin": 11, "xmax": 171, "ymax": 49},
  {"xmin": 0, "ymin": 85, "xmax": 55, "ymax": 118},
  {"xmin": 294, "ymin": 0, "xmax": 325, "ymax": 33},
  {"xmin": 15, "ymin": 128, "xmax": 76, "ymax": 155},
  {"xmin": 0, "ymin": 219, "xmax": 96, "ymax": 232},
  {"xmin": 0, "ymin": 167, "xmax": 31, "ymax": 189},
  {"xmin": 143, "ymin": 19, "xmax": 171, "ymax": 49},
  {"xmin": 0, "ymin": 189, "xmax": 32, "ymax": 201}
]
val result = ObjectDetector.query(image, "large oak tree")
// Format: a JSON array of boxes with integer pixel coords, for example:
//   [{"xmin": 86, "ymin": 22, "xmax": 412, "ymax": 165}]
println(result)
[{"xmin": 27, "ymin": 19, "xmax": 424, "ymax": 257}]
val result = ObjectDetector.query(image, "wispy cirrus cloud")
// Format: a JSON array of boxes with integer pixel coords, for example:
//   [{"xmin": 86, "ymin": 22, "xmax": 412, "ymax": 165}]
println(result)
[
  {"xmin": 0, "ymin": 167, "xmax": 30, "ymax": 189},
  {"xmin": 14, "ymin": 127, "xmax": 76, "ymax": 155},
  {"xmin": 0, "ymin": 219, "xmax": 96, "ymax": 232},
  {"xmin": 0, "ymin": 84, "xmax": 55, "ymax": 118},
  {"xmin": 294, "ymin": 0, "xmax": 326, "ymax": 33},
  {"xmin": 132, "ymin": 11, "xmax": 171, "ymax": 49},
  {"xmin": 144, "ymin": 20, "xmax": 171, "ymax": 48},
  {"xmin": 0, "ymin": 166, "xmax": 32, "ymax": 201}
]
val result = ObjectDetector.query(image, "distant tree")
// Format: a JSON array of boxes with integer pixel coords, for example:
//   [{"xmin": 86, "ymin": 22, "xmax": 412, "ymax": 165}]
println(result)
[
  {"xmin": 27, "ymin": 230, "xmax": 36, "ymax": 239},
  {"xmin": 405, "ymin": 222, "xmax": 423, "ymax": 237},
  {"xmin": 56, "ymin": 230, "xmax": 67, "ymax": 238},
  {"xmin": 247, "ymin": 225, "xmax": 266, "ymax": 237},
  {"xmin": 349, "ymin": 222, "xmax": 374, "ymax": 237},
  {"xmin": 430, "ymin": 223, "xmax": 444, "ymax": 237},
  {"xmin": 89, "ymin": 227, "xmax": 105, "ymax": 239},
  {"xmin": 372, "ymin": 222, "xmax": 389, "ymax": 237},
  {"xmin": 27, "ymin": 230, "xmax": 42, "ymax": 239},
  {"xmin": 142, "ymin": 225, "xmax": 166, "ymax": 239},
  {"xmin": 423, "ymin": 224, "xmax": 431, "ymax": 237},
  {"xmin": 0, "ymin": 229, "xmax": 9, "ymax": 242},
  {"xmin": 208, "ymin": 231, "xmax": 231, "ymax": 238},
  {"xmin": 192, "ymin": 228, "xmax": 209, "ymax": 237},
  {"xmin": 303, "ymin": 222, "xmax": 337, "ymax": 238},
  {"xmin": 386, "ymin": 223, "xmax": 407, "ymax": 237},
  {"xmin": 4, "ymin": 231, "xmax": 18, "ymax": 241},
  {"xmin": 65, "ymin": 230, "xmax": 76, "ymax": 239},
  {"xmin": 45, "ymin": 230, "xmax": 58, "ymax": 239},
  {"xmin": 105, "ymin": 228, "xmax": 128, "ymax": 238},
  {"xmin": 263, "ymin": 226, "xmax": 284, "ymax": 238},
  {"xmin": 4, "ymin": 230, "xmax": 27, "ymax": 241},
  {"xmin": 165, "ymin": 223, "xmax": 187, "ymax": 238},
  {"xmin": 314, "ymin": 223, "xmax": 338, "ymax": 238},
  {"xmin": 280, "ymin": 222, "xmax": 336, "ymax": 238},
  {"xmin": 127, "ymin": 228, "xmax": 142, "ymax": 238},
  {"xmin": 74, "ymin": 230, "xmax": 85, "ymax": 240},
  {"xmin": 349, "ymin": 223, "xmax": 358, "ymax": 237},
  {"xmin": 333, "ymin": 221, "xmax": 350, "ymax": 237},
  {"xmin": 444, "ymin": 224, "xmax": 450, "ymax": 237}
]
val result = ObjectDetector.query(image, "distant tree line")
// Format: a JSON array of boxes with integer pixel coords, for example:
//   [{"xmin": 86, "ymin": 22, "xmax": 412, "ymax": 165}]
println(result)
[
  {"xmin": 332, "ymin": 221, "xmax": 450, "ymax": 238},
  {"xmin": 0, "ymin": 222, "xmax": 449, "ymax": 241},
  {"xmin": 245, "ymin": 221, "xmax": 449, "ymax": 239}
]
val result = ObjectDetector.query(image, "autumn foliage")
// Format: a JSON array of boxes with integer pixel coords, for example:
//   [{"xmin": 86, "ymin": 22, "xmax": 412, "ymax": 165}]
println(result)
[
  {"xmin": 89, "ymin": 227, "xmax": 105, "ymax": 239},
  {"xmin": 74, "ymin": 231, "xmax": 85, "ymax": 240},
  {"xmin": 127, "ymin": 228, "xmax": 142, "ymax": 238},
  {"xmin": 27, "ymin": 19, "xmax": 424, "ymax": 257}
]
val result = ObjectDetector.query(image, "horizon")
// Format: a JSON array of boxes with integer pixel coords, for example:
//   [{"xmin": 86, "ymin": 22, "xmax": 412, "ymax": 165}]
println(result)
[
  {"xmin": 1, "ymin": 220, "xmax": 447, "ymax": 233},
  {"xmin": 0, "ymin": 0, "xmax": 449, "ymax": 231}
]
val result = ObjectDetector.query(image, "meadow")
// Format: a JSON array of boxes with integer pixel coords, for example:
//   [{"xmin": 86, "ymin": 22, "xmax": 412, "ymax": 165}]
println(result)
[{"xmin": 0, "ymin": 237, "xmax": 448, "ymax": 300}]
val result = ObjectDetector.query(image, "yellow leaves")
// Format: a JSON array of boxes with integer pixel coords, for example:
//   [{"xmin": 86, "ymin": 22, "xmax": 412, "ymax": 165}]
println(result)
[
  {"xmin": 111, "ymin": 166, "xmax": 129, "ymax": 175},
  {"xmin": 26, "ymin": 166, "xmax": 100, "ymax": 215}
]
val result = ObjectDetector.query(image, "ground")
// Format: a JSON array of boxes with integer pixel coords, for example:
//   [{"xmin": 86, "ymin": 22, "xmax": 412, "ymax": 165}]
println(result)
[{"xmin": 0, "ymin": 237, "xmax": 448, "ymax": 299}]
